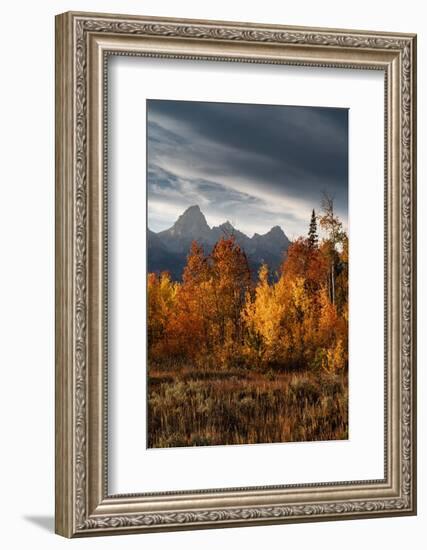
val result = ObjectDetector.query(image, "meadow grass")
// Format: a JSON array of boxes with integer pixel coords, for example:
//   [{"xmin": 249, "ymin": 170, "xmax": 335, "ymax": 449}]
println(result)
[{"xmin": 147, "ymin": 364, "xmax": 348, "ymax": 448}]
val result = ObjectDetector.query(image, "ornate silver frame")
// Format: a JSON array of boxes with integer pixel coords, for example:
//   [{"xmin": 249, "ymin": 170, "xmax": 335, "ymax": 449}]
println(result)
[{"xmin": 55, "ymin": 11, "xmax": 417, "ymax": 537}]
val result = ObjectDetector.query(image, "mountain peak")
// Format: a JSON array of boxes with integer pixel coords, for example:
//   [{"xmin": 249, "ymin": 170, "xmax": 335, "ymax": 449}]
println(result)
[
  {"xmin": 268, "ymin": 225, "xmax": 285, "ymax": 236},
  {"xmin": 166, "ymin": 204, "xmax": 211, "ymax": 240},
  {"xmin": 183, "ymin": 204, "xmax": 201, "ymax": 215},
  {"xmin": 177, "ymin": 205, "xmax": 206, "ymax": 224},
  {"xmin": 220, "ymin": 220, "xmax": 234, "ymax": 231}
]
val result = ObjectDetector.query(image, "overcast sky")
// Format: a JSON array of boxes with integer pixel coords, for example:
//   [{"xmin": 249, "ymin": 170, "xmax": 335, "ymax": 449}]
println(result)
[{"xmin": 147, "ymin": 99, "xmax": 348, "ymax": 239}]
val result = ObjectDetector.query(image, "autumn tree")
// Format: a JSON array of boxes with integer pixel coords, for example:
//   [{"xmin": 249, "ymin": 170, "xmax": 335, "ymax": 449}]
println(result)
[
  {"xmin": 243, "ymin": 262, "xmax": 320, "ymax": 371},
  {"xmin": 281, "ymin": 236, "xmax": 328, "ymax": 294},
  {"xmin": 164, "ymin": 241, "xmax": 213, "ymax": 362},
  {"xmin": 210, "ymin": 238, "xmax": 250, "ymax": 338},
  {"xmin": 147, "ymin": 271, "xmax": 177, "ymax": 356},
  {"xmin": 242, "ymin": 264, "xmax": 286, "ymax": 369},
  {"xmin": 208, "ymin": 237, "xmax": 251, "ymax": 367}
]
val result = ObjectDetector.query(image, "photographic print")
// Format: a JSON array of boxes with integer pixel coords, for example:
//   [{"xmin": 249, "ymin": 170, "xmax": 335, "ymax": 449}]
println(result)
[{"xmin": 147, "ymin": 99, "xmax": 349, "ymax": 449}]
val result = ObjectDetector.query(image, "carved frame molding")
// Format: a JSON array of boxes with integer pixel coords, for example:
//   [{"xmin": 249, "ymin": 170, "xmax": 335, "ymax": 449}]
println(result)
[{"xmin": 55, "ymin": 12, "xmax": 416, "ymax": 537}]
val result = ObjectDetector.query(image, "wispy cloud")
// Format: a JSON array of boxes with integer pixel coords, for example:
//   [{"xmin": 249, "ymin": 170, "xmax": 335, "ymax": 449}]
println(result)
[{"xmin": 147, "ymin": 100, "xmax": 348, "ymax": 238}]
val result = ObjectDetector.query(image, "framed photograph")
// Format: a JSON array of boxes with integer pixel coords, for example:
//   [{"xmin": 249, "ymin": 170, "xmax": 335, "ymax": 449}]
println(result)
[{"xmin": 55, "ymin": 11, "xmax": 417, "ymax": 537}]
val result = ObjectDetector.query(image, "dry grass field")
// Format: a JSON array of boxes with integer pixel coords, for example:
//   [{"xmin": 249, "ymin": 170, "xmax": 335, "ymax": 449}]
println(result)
[{"xmin": 147, "ymin": 364, "xmax": 348, "ymax": 448}]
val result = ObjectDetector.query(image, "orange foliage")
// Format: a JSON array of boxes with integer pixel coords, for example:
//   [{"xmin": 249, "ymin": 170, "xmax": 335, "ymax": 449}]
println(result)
[{"xmin": 148, "ymin": 209, "xmax": 348, "ymax": 374}]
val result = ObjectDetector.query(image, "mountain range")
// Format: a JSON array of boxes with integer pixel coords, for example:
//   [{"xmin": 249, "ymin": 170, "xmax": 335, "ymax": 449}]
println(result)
[{"xmin": 148, "ymin": 205, "xmax": 290, "ymax": 280}]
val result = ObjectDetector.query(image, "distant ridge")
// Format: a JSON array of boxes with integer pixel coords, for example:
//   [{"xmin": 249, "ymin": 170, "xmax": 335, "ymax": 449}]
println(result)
[{"xmin": 148, "ymin": 205, "xmax": 290, "ymax": 280}]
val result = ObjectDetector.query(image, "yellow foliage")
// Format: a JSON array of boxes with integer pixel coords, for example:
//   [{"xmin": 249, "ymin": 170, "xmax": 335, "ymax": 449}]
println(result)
[
  {"xmin": 148, "ymin": 222, "xmax": 348, "ymax": 373},
  {"xmin": 321, "ymin": 339, "xmax": 346, "ymax": 374},
  {"xmin": 147, "ymin": 271, "xmax": 177, "ymax": 348}
]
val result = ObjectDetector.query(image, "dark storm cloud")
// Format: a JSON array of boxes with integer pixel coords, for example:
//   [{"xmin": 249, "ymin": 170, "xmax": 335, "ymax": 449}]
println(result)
[{"xmin": 147, "ymin": 99, "xmax": 348, "ymax": 237}]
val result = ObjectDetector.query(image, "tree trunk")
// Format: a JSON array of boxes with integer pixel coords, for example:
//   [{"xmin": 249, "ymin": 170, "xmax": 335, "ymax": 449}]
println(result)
[{"xmin": 331, "ymin": 262, "xmax": 335, "ymax": 305}]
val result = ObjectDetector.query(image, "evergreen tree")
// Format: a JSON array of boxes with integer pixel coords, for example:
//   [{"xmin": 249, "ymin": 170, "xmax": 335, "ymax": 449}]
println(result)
[{"xmin": 308, "ymin": 209, "xmax": 318, "ymax": 249}]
